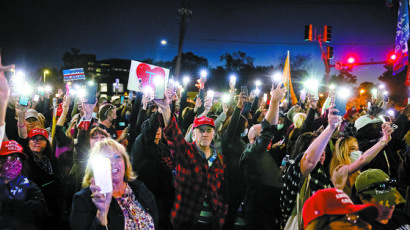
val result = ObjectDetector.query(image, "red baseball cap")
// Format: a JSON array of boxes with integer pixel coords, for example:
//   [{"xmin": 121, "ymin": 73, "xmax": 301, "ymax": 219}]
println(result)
[
  {"xmin": 28, "ymin": 128, "xmax": 49, "ymax": 140},
  {"xmin": 192, "ymin": 116, "xmax": 215, "ymax": 129},
  {"xmin": 302, "ymin": 188, "xmax": 378, "ymax": 228},
  {"xmin": 0, "ymin": 140, "xmax": 27, "ymax": 159}
]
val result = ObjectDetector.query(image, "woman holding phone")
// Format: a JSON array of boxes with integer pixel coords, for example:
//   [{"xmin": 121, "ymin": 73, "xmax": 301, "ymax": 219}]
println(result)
[
  {"xmin": 329, "ymin": 123, "xmax": 393, "ymax": 197},
  {"xmin": 70, "ymin": 138, "xmax": 158, "ymax": 230}
]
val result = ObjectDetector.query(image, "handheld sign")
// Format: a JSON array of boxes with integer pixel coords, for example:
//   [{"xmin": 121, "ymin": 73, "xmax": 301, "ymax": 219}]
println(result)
[
  {"xmin": 63, "ymin": 68, "xmax": 86, "ymax": 82},
  {"xmin": 127, "ymin": 61, "xmax": 169, "ymax": 99}
]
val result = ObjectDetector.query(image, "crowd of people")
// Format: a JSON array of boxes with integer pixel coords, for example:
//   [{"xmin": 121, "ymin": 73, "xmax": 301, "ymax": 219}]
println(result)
[{"xmin": 0, "ymin": 56, "xmax": 410, "ymax": 230}]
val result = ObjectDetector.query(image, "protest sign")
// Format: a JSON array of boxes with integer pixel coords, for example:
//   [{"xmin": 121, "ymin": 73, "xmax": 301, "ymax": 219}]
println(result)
[
  {"xmin": 63, "ymin": 68, "xmax": 86, "ymax": 82},
  {"xmin": 127, "ymin": 60, "xmax": 169, "ymax": 99}
]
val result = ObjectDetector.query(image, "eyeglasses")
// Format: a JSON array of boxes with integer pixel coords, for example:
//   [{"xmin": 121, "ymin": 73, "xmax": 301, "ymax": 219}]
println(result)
[
  {"xmin": 360, "ymin": 179, "xmax": 398, "ymax": 193},
  {"xmin": 7, "ymin": 155, "xmax": 21, "ymax": 162},
  {"xmin": 1, "ymin": 155, "xmax": 21, "ymax": 163}
]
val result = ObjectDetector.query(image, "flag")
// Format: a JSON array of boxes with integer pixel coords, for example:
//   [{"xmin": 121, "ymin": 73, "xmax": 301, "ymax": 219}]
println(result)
[
  {"xmin": 393, "ymin": 0, "xmax": 410, "ymax": 76},
  {"xmin": 282, "ymin": 51, "xmax": 298, "ymax": 105}
]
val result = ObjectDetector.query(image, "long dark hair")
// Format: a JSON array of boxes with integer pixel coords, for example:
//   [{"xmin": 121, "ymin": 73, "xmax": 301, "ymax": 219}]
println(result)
[{"xmin": 290, "ymin": 132, "xmax": 318, "ymax": 159}]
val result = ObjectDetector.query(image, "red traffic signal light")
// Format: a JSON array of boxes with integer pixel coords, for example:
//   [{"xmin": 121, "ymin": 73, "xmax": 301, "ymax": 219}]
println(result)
[
  {"xmin": 347, "ymin": 57, "xmax": 355, "ymax": 64},
  {"xmin": 327, "ymin": 46, "xmax": 334, "ymax": 59},
  {"xmin": 323, "ymin": 25, "xmax": 332, "ymax": 42},
  {"xmin": 304, "ymin": 24, "xmax": 313, "ymax": 41}
]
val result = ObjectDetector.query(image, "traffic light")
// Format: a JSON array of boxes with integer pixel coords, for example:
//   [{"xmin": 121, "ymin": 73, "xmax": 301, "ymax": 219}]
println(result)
[
  {"xmin": 323, "ymin": 25, "xmax": 332, "ymax": 42},
  {"xmin": 347, "ymin": 57, "xmax": 355, "ymax": 64},
  {"xmin": 388, "ymin": 53, "xmax": 397, "ymax": 62},
  {"xmin": 327, "ymin": 46, "xmax": 334, "ymax": 59},
  {"xmin": 304, "ymin": 24, "xmax": 313, "ymax": 41}
]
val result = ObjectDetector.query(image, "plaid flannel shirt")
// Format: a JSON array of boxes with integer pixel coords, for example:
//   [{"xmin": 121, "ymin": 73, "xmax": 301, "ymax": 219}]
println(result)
[{"xmin": 163, "ymin": 116, "xmax": 228, "ymax": 229}]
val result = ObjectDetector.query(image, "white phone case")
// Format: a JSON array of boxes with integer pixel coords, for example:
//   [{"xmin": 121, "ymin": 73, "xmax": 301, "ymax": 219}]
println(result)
[{"xmin": 91, "ymin": 156, "xmax": 113, "ymax": 194}]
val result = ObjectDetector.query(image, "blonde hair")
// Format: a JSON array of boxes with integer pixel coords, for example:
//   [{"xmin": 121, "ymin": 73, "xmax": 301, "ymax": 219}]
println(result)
[
  {"xmin": 82, "ymin": 139, "xmax": 136, "ymax": 188},
  {"xmin": 293, "ymin": 112, "xmax": 307, "ymax": 129},
  {"xmin": 329, "ymin": 136, "xmax": 358, "ymax": 178},
  {"xmin": 37, "ymin": 113, "xmax": 46, "ymax": 128}
]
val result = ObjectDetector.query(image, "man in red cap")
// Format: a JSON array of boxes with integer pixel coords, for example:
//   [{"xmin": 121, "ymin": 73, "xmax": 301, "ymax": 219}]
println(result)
[
  {"xmin": 303, "ymin": 188, "xmax": 378, "ymax": 230},
  {"xmin": 156, "ymin": 90, "xmax": 228, "ymax": 230}
]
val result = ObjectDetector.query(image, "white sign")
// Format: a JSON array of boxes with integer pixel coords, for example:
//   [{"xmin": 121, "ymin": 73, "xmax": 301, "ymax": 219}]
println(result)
[{"xmin": 127, "ymin": 60, "xmax": 170, "ymax": 95}]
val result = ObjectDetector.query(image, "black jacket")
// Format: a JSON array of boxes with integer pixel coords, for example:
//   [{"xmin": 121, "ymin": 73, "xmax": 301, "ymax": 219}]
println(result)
[
  {"xmin": 70, "ymin": 179, "xmax": 158, "ymax": 230},
  {"xmin": 131, "ymin": 112, "xmax": 175, "ymax": 208},
  {"xmin": 0, "ymin": 175, "xmax": 48, "ymax": 230}
]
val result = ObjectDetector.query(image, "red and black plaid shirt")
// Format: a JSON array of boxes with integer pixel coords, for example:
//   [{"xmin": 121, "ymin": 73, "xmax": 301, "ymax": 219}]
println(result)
[{"xmin": 163, "ymin": 116, "xmax": 228, "ymax": 229}]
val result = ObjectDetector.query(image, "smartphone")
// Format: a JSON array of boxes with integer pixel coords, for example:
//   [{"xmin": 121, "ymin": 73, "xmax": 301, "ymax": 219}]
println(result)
[
  {"xmin": 129, "ymin": 91, "xmax": 134, "ymax": 100},
  {"xmin": 19, "ymin": 96, "xmax": 30, "ymax": 106},
  {"xmin": 154, "ymin": 75, "xmax": 169, "ymax": 100},
  {"xmin": 120, "ymin": 96, "xmax": 124, "ymax": 104},
  {"xmin": 241, "ymin": 86, "xmax": 248, "ymax": 97},
  {"xmin": 384, "ymin": 95, "xmax": 389, "ymax": 102},
  {"xmin": 119, "ymin": 122, "xmax": 125, "ymax": 127},
  {"xmin": 334, "ymin": 95, "xmax": 346, "ymax": 116},
  {"xmin": 86, "ymin": 84, "xmax": 98, "ymax": 104},
  {"xmin": 91, "ymin": 156, "xmax": 113, "ymax": 194}
]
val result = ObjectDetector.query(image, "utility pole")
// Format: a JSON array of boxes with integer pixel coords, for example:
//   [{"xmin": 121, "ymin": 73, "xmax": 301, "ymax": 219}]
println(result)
[
  {"xmin": 175, "ymin": 0, "xmax": 192, "ymax": 80},
  {"xmin": 304, "ymin": 24, "xmax": 332, "ymax": 85},
  {"xmin": 317, "ymin": 35, "xmax": 331, "ymax": 86}
]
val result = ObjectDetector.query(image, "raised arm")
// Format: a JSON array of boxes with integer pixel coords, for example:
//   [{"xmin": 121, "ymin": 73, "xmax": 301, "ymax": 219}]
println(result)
[
  {"xmin": 265, "ymin": 83, "xmax": 286, "ymax": 125},
  {"xmin": 344, "ymin": 123, "xmax": 393, "ymax": 174},
  {"xmin": 0, "ymin": 59, "xmax": 12, "ymax": 142},
  {"xmin": 300, "ymin": 107, "xmax": 340, "ymax": 177},
  {"xmin": 16, "ymin": 103, "xmax": 28, "ymax": 139}
]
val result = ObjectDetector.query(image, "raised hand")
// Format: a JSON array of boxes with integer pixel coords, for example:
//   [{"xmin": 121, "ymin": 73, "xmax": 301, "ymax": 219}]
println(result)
[
  {"xmin": 62, "ymin": 95, "xmax": 71, "ymax": 111},
  {"xmin": 142, "ymin": 94, "xmax": 150, "ymax": 110},
  {"xmin": 381, "ymin": 122, "xmax": 393, "ymax": 143},
  {"xmin": 155, "ymin": 88, "xmax": 173, "ymax": 126},
  {"xmin": 328, "ymin": 107, "xmax": 341, "ymax": 130},
  {"xmin": 222, "ymin": 102, "xmax": 229, "ymax": 115},
  {"xmin": 270, "ymin": 82, "xmax": 287, "ymax": 104},
  {"xmin": 237, "ymin": 92, "xmax": 246, "ymax": 108},
  {"xmin": 90, "ymin": 178, "xmax": 112, "ymax": 226},
  {"xmin": 307, "ymin": 96, "xmax": 318, "ymax": 109},
  {"xmin": 194, "ymin": 96, "xmax": 202, "ymax": 112},
  {"xmin": 82, "ymin": 100, "xmax": 96, "ymax": 120}
]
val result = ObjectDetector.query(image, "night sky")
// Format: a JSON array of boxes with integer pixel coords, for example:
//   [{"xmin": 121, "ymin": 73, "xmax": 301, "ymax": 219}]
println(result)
[{"xmin": 0, "ymin": 0, "xmax": 399, "ymax": 84}]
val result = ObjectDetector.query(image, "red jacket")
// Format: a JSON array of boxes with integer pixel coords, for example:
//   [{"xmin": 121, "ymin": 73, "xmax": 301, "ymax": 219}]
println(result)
[{"xmin": 163, "ymin": 116, "xmax": 228, "ymax": 229}]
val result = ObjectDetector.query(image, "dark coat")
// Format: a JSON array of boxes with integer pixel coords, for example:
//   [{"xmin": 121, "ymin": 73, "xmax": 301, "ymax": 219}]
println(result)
[
  {"xmin": 131, "ymin": 112, "xmax": 175, "ymax": 228},
  {"xmin": 70, "ymin": 179, "xmax": 159, "ymax": 230}
]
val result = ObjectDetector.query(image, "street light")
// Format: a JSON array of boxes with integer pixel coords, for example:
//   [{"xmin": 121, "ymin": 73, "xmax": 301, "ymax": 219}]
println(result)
[
  {"xmin": 43, "ymin": 70, "xmax": 49, "ymax": 83},
  {"xmin": 359, "ymin": 89, "xmax": 365, "ymax": 96}
]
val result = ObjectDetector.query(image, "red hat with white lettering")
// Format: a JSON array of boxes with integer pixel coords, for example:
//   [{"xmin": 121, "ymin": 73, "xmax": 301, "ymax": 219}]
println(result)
[
  {"xmin": 28, "ymin": 128, "xmax": 49, "ymax": 140},
  {"xmin": 192, "ymin": 116, "xmax": 215, "ymax": 129},
  {"xmin": 302, "ymin": 188, "xmax": 378, "ymax": 228},
  {"xmin": 0, "ymin": 140, "xmax": 27, "ymax": 159}
]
